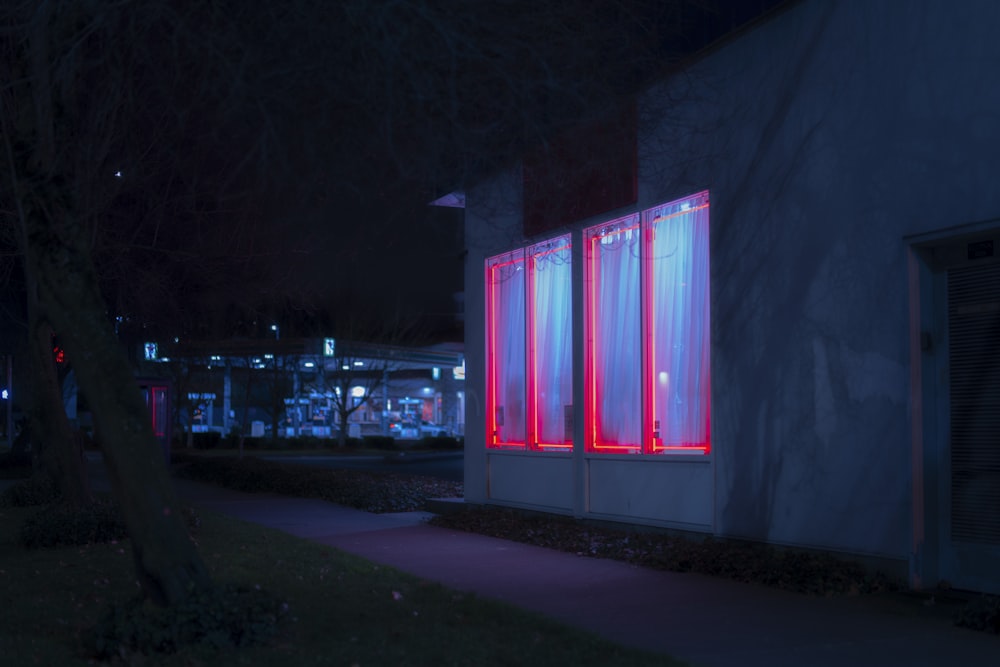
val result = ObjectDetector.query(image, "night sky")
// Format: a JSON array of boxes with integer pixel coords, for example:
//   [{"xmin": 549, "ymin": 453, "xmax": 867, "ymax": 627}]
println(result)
[{"xmin": 1, "ymin": 0, "xmax": 788, "ymax": 347}]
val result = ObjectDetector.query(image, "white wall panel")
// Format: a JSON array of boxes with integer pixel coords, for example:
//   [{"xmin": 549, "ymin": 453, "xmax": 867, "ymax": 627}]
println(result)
[
  {"xmin": 588, "ymin": 458, "xmax": 712, "ymax": 528},
  {"xmin": 488, "ymin": 454, "xmax": 574, "ymax": 511}
]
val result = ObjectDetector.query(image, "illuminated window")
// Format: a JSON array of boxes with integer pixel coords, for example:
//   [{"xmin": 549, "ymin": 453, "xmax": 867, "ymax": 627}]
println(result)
[
  {"xmin": 585, "ymin": 215, "xmax": 643, "ymax": 452},
  {"xmin": 486, "ymin": 249, "xmax": 527, "ymax": 448},
  {"xmin": 527, "ymin": 236, "xmax": 572, "ymax": 450},
  {"xmin": 486, "ymin": 236, "xmax": 573, "ymax": 451},
  {"xmin": 586, "ymin": 191, "xmax": 710, "ymax": 455},
  {"xmin": 486, "ymin": 191, "xmax": 708, "ymax": 456}
]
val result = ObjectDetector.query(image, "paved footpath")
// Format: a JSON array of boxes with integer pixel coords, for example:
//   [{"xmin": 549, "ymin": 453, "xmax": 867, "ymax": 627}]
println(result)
[{"xmin": 167, "ymin": 474, "xmax": 1000, "ymax": 667}]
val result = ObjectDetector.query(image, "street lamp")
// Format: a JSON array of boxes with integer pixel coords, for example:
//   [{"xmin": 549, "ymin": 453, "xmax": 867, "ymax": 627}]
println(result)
[{"xmin": 270, "ymin": 324, "xmax": 279, "ymax": 340}]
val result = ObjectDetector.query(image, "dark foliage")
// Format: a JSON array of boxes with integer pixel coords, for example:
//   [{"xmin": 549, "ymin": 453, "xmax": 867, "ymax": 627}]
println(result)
[
  {"xmin": 0, "ymin": 450, "xmax": 34, "ymax": 479},
  {"xmin": 175, "ymin": 456, "xmax": 461, "ymax": 513},
  {"xmin": 431, "ymin": 507, "xmax": 900, "ymax": 597},
  {"xmin": 955, "ymin": 595, "xmax": 1000, "ymax": 634},
  {"xmin": 361, "ymin": 435, "xmax": 397, "ymax": 450},
  {"xmin": 91, "ymin": 584, "xmax": 288, "ymax": 660},
  {"xmin": 421, "ymin": 435, "xmax": 463, "ymax": 451},
  {"xmin": 19, "ymin": 497, "xmax": 128, "ymax": 548},
  {"xmin": 0, "ymin": 474, "xmax": 60, "ymax": 507},
  {"xmin": 191, "ymin": 431, "xmax": 223, "ymax": 450}
]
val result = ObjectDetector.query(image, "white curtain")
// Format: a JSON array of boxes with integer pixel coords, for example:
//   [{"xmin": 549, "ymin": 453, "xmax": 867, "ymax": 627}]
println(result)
[
  {"xmin": 488, "ymin": 192, "xmax": 710, "ymax": 455},
  {"xmin": 647, "ymin": 192, "xmax": 710, "ymax": 451},
  {"xmin": 486, "ymin": 250, "xmax": 526, "ymax": 447},
  {"xmin": 586, "ymin": 215, "xmax": 643, "ymax": 451},
  {"xmin": 529, "ymin": 236, "xmax": 572, "ymax": 448}
]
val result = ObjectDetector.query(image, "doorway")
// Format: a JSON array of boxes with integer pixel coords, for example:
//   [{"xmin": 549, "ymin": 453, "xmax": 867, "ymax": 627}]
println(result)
[{"xmin": 913, "ymin": 228, "xmax": 1000, "ymax": 593}]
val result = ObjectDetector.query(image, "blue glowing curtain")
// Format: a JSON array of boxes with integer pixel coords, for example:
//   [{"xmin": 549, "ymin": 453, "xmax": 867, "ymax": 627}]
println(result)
[
  {"xmin": 529, "ymin": 236, "xmax": 572, "ymax": 446},
  {"xmin": 487, "ymin": 250, "xmax": 526, "ymax": 446},
  {"xmin": 587, "ymin": 215, "xmax": 643, "ymax": 450},
  {"xmin": 647, "ymin": 193, "xmax": 710, "ymax": 448}
]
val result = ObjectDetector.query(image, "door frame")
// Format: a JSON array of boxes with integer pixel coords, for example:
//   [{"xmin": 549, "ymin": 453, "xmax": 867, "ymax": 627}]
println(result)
[{"xmin": 908, "ymin": 221, "xmax": 1000, "ymax": 593}]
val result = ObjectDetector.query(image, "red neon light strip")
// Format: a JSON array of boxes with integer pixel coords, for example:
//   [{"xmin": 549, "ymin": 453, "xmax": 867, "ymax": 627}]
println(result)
[
  {"xmin": 537, "ymin": 443, "xmax": 573, "ymax": 450},
  {"xmin": 527, "ymin": 251, "xmax": 538, "ymax": 449},
  {"xmin": 487, "ymin": 253, "xmax": 527, "ymax": 449},
  {"xmin": 587, "ymin": 219, "xmax": 644, "ymax": 453},
  {"xmin": 645, "ymin": 222, "xmax": 655, "ymax": 455},
  {"xmin": 528, "ymin": 239, "xmax": 572, "ymax": 451},
  {"xmin": 588, "ymin": 232, "xmax": 599, "ymax": 451},
  {"xmin": 646, "ymin": 198, "xmax": 711, "ymax": 455}
]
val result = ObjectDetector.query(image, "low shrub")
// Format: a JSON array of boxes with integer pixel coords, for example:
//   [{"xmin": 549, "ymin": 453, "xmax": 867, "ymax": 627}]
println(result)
[
  {"xmin": 279, "ymin": 435, "xmax": 330, "ymax": 450},
  {"xmin": 0, "ymin": 474, "xmax": 60, "ymax": 507},
  {"xmin": 91, "ymin": 584, "xmax": 288, "ymax": 659},
  {"xmin": 20, "ymin": 497, "xmax": 128, "ymax": 548},
  {"xmin": 956, "ymin": 595, "xmax": 1000, "ymax": 634},
  {"xmin": 176, "ymin": 456, "xmax": 462, "ymax": 513},
  {"xmin": 0, "ymin": 450, "xmax": 33, "ymax": 479},
  {"xmin": 422, "ymin": 435, "xmax": 463, "ymax": 451},
  {"xmin": 192, "ymin": 431, "xmax": 223, "ymax": 450},
  {"xmin": 362, "ymin": 435, "xmax": 397, "ymax": 451}
]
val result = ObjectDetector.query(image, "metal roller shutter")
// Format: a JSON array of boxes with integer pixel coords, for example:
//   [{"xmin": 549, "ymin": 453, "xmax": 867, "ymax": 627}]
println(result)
[{"xmin": 948, "ymin": 261, "xmax": 1000, "ymax": 545}]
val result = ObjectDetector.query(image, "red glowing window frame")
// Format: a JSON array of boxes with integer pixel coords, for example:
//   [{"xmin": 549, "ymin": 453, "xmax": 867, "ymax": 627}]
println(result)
[
  {"xmin": 485, "ymin": 249, "xmax": 527, "ymax": 449},
  {"xmin": 486, "ymin": 237, "xmax": 574, "ymax": 452},
  {"xmin": 643, "ymin": 193, "xmax": 710, "ymax": 454},
  {"xmin": 526, "ymin": 236, "xmax": 572, "ymax": 451},
  {"xmin": 584, "ymin": 192, "xmax": 711, "ymax": 456},
  {"xmin": 584, "ymin": 214, "xmax": 643, "ymax": 454}
]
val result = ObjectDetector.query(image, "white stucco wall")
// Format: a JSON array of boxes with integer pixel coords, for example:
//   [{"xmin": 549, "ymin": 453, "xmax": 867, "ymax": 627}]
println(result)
[{"xmin": 465, "ymin": 0, "xmax": 1000, "ymax": 577}]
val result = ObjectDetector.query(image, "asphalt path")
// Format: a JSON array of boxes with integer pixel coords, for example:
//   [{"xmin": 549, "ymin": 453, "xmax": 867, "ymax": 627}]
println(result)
[{"xmin": 262, "ymin": 452, "xmax": 464, "ymax": 482}]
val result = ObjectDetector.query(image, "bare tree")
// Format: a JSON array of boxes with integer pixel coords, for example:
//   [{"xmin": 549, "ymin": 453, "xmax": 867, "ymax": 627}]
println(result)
[{"xmin": 309, "ymin": 342, "xmax": 399, "ymax": 448}]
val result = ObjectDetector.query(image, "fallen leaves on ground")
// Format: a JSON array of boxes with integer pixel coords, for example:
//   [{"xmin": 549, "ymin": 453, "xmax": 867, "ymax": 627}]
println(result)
[{"xmin": 430, "ymin": 507, "xmax": 900, "ymax": 597}]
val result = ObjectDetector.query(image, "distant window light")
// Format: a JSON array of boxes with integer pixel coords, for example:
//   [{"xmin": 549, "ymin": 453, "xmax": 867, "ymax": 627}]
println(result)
[
  {"xmin": 432, "ymin": 367, "xmax": 441, "ymax": 380},
  {"xmin": 341, "ymin": 364, "xmax": 350, "ymax": 370},
  {"xmin": 144, "ymin": 343, "xmax": 158, "ymax": 360},
  {"xmin": 264, "ymin": 354, "xmax": 274, "ymax": 360},
  {"xmin": 453, "ymin": 361, "xmax": 465, "ymax": 380},
  {"xmin": 353, "ymin": 361, "xmax": 364, "ymax": 367},
  {"xmin": 1, "ymin": 389, "xmax": 8, "ymax": 400},
  {"xmin": 114, "ymin": 170, "xmax": 123, "ymax": 178},
  {"xmin": 324, "ymin": 338, "xmax": 336, "ymax": 357},
  {"xmin": 350, "ymin": 386, "xmax": 365, "ymax": 398},
  {"xmin": 304, "ymin": 361, "xmax": 315, "ymax": 368}
]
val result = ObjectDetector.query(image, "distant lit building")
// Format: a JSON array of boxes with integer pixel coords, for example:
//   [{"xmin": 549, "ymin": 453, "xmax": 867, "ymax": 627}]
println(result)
[{"xmin": 143, "ymin": 338, "xmax": 464, "ymax": 439}]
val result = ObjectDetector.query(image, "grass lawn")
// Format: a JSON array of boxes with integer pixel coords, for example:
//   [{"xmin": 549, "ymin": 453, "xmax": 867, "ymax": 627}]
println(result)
[{"xmin": 0, "ymin": 504, "xmax": 686, "ymax": 667}]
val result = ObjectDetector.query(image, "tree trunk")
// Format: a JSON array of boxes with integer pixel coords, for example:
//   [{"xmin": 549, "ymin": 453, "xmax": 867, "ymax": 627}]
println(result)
[
  {"xmin": 28, "ymin": 312, "xmax": 91, "ymax": 506},
  {"xmin": 338, "ymin": 407, "xmax": 349, "ymax": 448},
  {"xmin": 23, "ymin": 194, "xmax": 212, "ymax": 606}
]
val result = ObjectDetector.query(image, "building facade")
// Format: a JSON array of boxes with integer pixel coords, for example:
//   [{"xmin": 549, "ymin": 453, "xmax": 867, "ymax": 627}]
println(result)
[{"xmin": 463, "ymin": 0, "xmax": 1000, "ymax": 593}]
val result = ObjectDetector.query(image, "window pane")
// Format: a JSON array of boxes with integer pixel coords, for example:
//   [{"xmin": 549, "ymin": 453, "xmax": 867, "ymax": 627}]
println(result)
[
  {"xmin": 528, "ymin": 236, "xmax": 573, "ymax": 450},
  {"xmin": 586, "ymin": 215, "xmax": 643, "ymax": 452},
  {"xmin": 645, "ymin": 192, "xmax": 710, "ymax": 453},
  {"xmin": 486, "ymin": 249, "xmax": 526, "ymax": 448}
]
